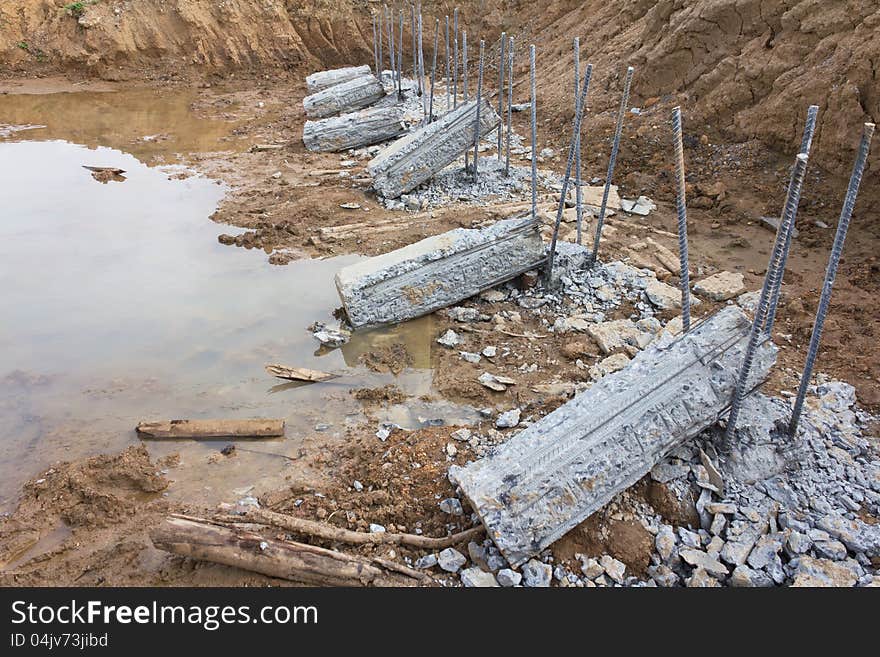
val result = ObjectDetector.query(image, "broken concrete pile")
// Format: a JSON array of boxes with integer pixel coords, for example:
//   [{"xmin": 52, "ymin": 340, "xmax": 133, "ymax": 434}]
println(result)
[
  {"xmin": 450, "ymin": 306, "xmax": 778, "ymax": 566},
  {"xmin": 335, "ymin": 216, "xmax": 545, "ymax": 329},
  {"xmin": 305, "ymin": 65, "xmax": 372, "ymax": 93},
  {"xmin": 303, "ymin": 106, "xmax": 407, "ymax": 153},
  {"xmin": 302, "ymin": 74, "xmax": 385, "ymax": 119}
]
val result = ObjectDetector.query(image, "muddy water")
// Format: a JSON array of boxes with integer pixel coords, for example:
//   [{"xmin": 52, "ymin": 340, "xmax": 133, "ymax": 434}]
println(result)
[{"xmin": 0, "ymin": 89, "xmax": 468, "ymax": 512}]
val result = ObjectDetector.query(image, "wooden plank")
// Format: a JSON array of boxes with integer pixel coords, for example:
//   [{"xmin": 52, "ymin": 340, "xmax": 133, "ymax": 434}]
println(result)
[
  {"xmin": 136, "ymin": 419, "xmax": 285, "ymax": 439},
  {"xmin": 449, "ymin": 307, "xmax": 778, "ymax": 566},
  {"xmin": 264, "ymin": 364, "xmax": 338, "ymax": 383},
  {"xmin": 150, "ymin": 515, "xmax": 427, "ymax": 587},
  {"xmin": 303, "ymin": 106, "xmax": 406, "ymax": 152},
  {"xmin": 302, "ymin": 75, "xmax": 385, "ymax": 119},
  {"xmin": 335, "ymin": 216, "xmax": 546, "ymax": 329},
  {"xmin": 367, "ymin": 97, "xmax": 501, "ymax": 198}
]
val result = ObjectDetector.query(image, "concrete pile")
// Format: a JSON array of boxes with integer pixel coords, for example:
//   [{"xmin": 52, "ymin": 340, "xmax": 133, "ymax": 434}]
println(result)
[
  {"xmin": 368, "ymin": 97, "xmax": 501, "ymax": 198},
  {"xmin": 303, "ymin": 106, "xmax": 407, "ymax": 153},
  {"xmin": 449, "ymin": 306, "xmax": 778, "ymax": 566},
  {"xmin": 335, "ymin": 216, "xmax": 545, "ymax": 329},
  {"xmin": 305, "ymin": 65, "xmax": 372, "ymax": 93},
  {"xmin": 302, "ymin": 74, "xmax": 385, "ymax": 120}
]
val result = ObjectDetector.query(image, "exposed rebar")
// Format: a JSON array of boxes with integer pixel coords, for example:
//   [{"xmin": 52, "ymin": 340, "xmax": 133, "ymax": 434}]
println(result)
[
  {"xmin": 453, "ymin": 8, "xmax": 459, "ymax": 109},
  {"xmin": 445, "ymin": 16, "xmax": 451, "ymax": 111},
  {"xmin": 671, "ymin": 105, "xmax": 692, "ymax": 333},
  {"xmin": 417, "ymin": 9, "xmax": 424, "ymax": 97},
  {"xmin": 497, "ymin": 32, "xmax": 507, "ymax": 159},
  {"xmin": 530, "ymin": 44, "xmax": 537, "ymax": 224},
  {"xmin": 574, "ymin": 37, "xmax": 582, "ymax": 245},
  {"xmin": 371, "ymin": 15, "xmax": 378, "ymax": 76},
  {"xmin": 763, "ymin": 104, "xmax": 820, "ymax": 334},
  {"xmin": 588, "ymin": 65, "xmax": 634, "ymax": 267},
  {"xmin": 473, "ymin": 39, "xmax": 485, "ymax": 182},
  {"xmin": 789, "ymin": 122, "xmax": 874, "ymax": 437},
  {"xmin": 505, "ymin": 36, "xmax": 514, "ymax": 176},
  {"xmin": 397, "ymin": 14, "xmax": 405, "ymax": 100},
  {"xmin": 544, "ymin": 63, "xmax": 594, "ymax": 286},
  {"xmin": 725, "ymin": 153, "xmax": 810, "ymax": 441},
  {"xmin": 387, "ymin": 6, "xmax": 395, "ymax": 82},
  {"xmin": 377, "ymin": 12, "xmax": 384, "ymax": 80},
  {"xmin": 429, "ymin": 18, "xmax": 439, "ymax": 123},
  {"xmin": 463, "ymin": 30, "xmax": 469, "ymax": 170},
  {"xmin": 411, "ymin": 4, "xmax": 418, "ymax": 86}
]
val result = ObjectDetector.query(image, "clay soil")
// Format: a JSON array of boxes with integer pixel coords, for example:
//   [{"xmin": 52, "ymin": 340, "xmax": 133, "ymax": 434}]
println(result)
[{"xmin": 1, "ymin": 0, "xmax": 879, "ymax": 586}]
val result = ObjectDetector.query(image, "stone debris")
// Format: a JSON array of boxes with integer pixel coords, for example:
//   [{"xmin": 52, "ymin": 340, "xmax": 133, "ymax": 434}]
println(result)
[
  {"xmin": 460, "ymin": 567, "xmax": 500, "ymax": 587},
  {"xmin": 436, "ymin": 329, "xmax": 461, "ymax": 348},
  {"xmin": 620, "ymin": 196, "xmax": 656, "ymax": 215},
  {"xmin": 302, "ymin": 74, "xmax": 385, "ymax": 119},
  {"xmin": 478, "ymin": 372, "xmax": 517, "ymax": 392},
  {"xmin": 495, "ymin": 408, "xmax": 521, "ymax": 429},
  {"xmin": 496, "ymin": 568, "xmax": 522, "ymax": 587},
  {"xmin": 439, "ymin": 497, "xmax": 464, "ymax": 515},
  {"xmin": 335, "ymin": 217, "xmax": 545, "ymax": 329},
  {"xmin": 305, "ymin": 65, "xmax": 372, "ymax": 93},
  {"xmin": 310, "ymin": 322, "xmax": 351, "ymax": 347},
  {"xmin": 368, "ymin": 97, "xmax": 501, "ymax": 198},
  {"xmin": 693, "ymin": 271, "xmax": 746, "ymax": 301},
  {"xmin": 303, "ymin": 105, "xmax": 407, "ymax": 152},
  {"xmin": 438, "ymin": 547, "xmax": 467, "ymax": 573},
  {"xmin": 451, "ymin": 306, "xmax": 777, "ymax": 566},
  {"xmin": 600, "ymin": 555, "xmax": 627, "ymax": 584},
  {"xmin": 522, "ymin": 559, "xmax": 553, "ymax": 587}
]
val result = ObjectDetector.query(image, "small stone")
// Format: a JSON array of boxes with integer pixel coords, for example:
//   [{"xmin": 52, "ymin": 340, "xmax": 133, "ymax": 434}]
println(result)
[
  {"xmin": 785, "ymin": 531, "xmax": 812, "ymax": 557},
  {"xmin": 791, "ymin": 556, "xmax": 857, "ymax": 587},
  {"xmin": 436, "ymin": 329, "xmax": 461, "ymax": 348},
  {"xmin": 686, "ymin": 568, "xmax": 720, "ymax": 587},
  {"xmin": 600, "ymin": 555, "xmax": 627, "ymax": 584},
  {"xmin": 353, "ymin": 480, "xmax": 364, "ymax": 492},
  {"xmin": 482, "ymin": 345, "xmax": 498, "ymax": 358},
  {"xmin": 415, "ymin": 553, "xmax": 438, "ymax": 569},
  {"xmin": 438, "ymin": 548, "xmax": 467, "ymax": 573},
  {"xmin": 579, "ymin": 557, "xmax": 605, "ymax": 579},
  {"xmin": 497, "ymin": 568, "xmax": 522, "ymax": 587},
  {"xmin": 495, "ymin": 408, "xmax": 521, "ymax": 429},
  {"xmin": 710, "ymin": 514, "xmax": 727, "ymax": 536},
  {"xmin": 705, "ymin": 502, "xmax": 738, "ymax": 515},
  {"xmin": 450, "ymin": 428, "xmax": 472, "ymax": 442},
  {"xmin": 655, "ymin": 526, "xmax": 677, "ymax": 562},
  {"xmin": 647, "ymin": 564, "xmax": 679, "ymax": 587},
  {"xmin": 445, "ymin": 442, "xmax": 458, "ymax": 457},
  {"xmin": 729, "ymin": 564, "xmax": 774, "ymax": 587},
  {"xmin": 369, "ymin": 523, "xmax": 386, "ymax": 533},
  {"xmin": 747, "ymin": 533, "xmax": 783, "ymax": 570},
  {"xmin": 814, "ymin": 539, "xmax": 848, "ymax": 561},
  {"xmin": 693, "ymin": 271, "xmax": 746, "ymax": 301},
  {"xmin": 679, "ymin": 548, "xmax": 729, "ymax": 577},
  {"xmin": 522, "ymin": 559, "xmax": 552, "ymax": 587},
  {"xmin": 650, "ymin": 463, "xmax": 690, "ymax": 484},
  {"xmin": 817, "ymin": 513, "xmax": 880, "ymax": 557},
  {"xmin": 439, "ymin": 498, "xmax": 463, "ymax": 515},
  {"xmin": 645, "ymin": 278, "xmax": 691, "ymax": 311},
  {"xmin": 459, "ymin": 351, "xmax": 482, "ymax": 364},
  {"xmin": 460, "ymin": 567, "xmax": 499, "ymax": 587}
]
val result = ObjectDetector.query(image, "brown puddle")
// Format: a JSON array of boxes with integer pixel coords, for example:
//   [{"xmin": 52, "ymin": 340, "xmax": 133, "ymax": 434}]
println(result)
[{"xmin": 0, "ymin": 87, "xmax": 470, "ymax": 513}]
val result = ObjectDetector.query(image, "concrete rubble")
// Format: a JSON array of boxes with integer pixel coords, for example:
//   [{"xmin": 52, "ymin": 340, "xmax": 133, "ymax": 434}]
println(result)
[
  {"xmin": 302, "ymin": 74, "xmax": 385, "ymax": 119},
  {"xmin": 368, "ymin": 97, "xmax": 501, "ymax": 198},
  {"xmin": 335, "ymin": 217, "xmax": 545, "ymax": 329},
  {"xmin": 302, "ymin": 106, "xmax": 407, "ymax": 152},
  {"xmin": 305, "ymin": 65, "xmax": 372, "ymax": 93},
  {"xmin": 450, "ymin": 306, "xmax": 778, "ymax": 566}
]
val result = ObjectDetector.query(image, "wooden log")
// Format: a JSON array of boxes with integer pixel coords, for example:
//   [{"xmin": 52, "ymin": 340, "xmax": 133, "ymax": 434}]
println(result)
[
  {"xmin": 449, "ymin": 306, "xmax": 778, "ymax": 566},
  {"xmin": 264, "ymin": 364, "xmax": 338, "ymax": 383},
  {"xmin": 136, "ymin": 419, "xmax": 285, "ymax": 439},
  {"xmin": 335, "ymin": 216, "xmax": 546, "ymax": 329},
  {"xmin": 303, "ymin": 106, "xmax": 406, "ymax": 153},
  {"xmin": 302, "ymin": 75, "xmax": 385, "ymax": 119},
  {"xmin": 368, "ymin": 97, "xmax": 501, "ymax": 198},
  {"xmin": 305, "ymin": 65, "xmax": 372, "ymax": 93},
  {"xmin": 150, "ymin": 516, "xmax": 427, "ymax": 587}
]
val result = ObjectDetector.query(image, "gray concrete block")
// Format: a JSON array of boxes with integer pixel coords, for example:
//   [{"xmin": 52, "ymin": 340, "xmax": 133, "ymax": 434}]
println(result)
[
  {"xmin": 335, "ymin": 217, "xmax": 545, "ymax": 329},
  {"xmin": 302, "ymin": 75, "xmax": 385, "ymax": 119},
  {"xmin": 449, "ymin": 306, "xmax": 778, "ymax": 567},
  {"xmin": 367, "ymin": 97, "xmax": 500, "ymax": 198},
  {"xmin": 306, "ymin": 65, "xmax": 372, "ymax": 93},
  {"xmin": 303, "ymin": 106, "xmax": 407, "ymax": 152}
]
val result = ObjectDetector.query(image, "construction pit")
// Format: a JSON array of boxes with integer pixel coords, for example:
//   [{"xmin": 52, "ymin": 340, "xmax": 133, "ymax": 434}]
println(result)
[{"xmin": 0, "ymin": 1, "xmax": 879, "ymax": 589}]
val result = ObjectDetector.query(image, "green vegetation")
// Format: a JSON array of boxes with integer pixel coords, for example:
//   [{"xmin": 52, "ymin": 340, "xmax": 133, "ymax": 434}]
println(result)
[
  {"xmin": 63, "ymin": 1, "xmax": 97, "ymax": 18},
  {"xmin": 17, "ymin": 41, "xmax": 29, "ymax": 51}
]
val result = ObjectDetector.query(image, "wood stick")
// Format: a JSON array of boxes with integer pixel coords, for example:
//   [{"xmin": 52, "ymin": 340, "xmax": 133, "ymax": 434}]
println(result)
[
  {"xmin": 229, "ymin": 507, "xmax": 484, "ymax": 550},
  {"xmin": 151, "ymin": 515, "xmax": 428, "ymax": 587},
  {"xmin": 136, "ymin": 419, "xmax": 285, "ymax": 439},
  {"xmin": 265, "ymin": 364, "xmax": 338, "ymax": 383}
]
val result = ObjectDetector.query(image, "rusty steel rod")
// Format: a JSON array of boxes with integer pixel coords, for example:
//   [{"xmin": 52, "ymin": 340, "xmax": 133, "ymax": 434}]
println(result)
[
  {"xmin": 545, "ymin": 63, "xmax": 594, "ymax": 286},
  {"xmin": 726, "ymin": 153, "xmax": 810, "ymax": 440},
  {"xmin": 588, "ymin": 65, "xmax": 634, "ymax": 267},
  {"xmin": 789, "ymin": 123, "xmax": 874, "ymax": 437},
  {"xmin": 497, "ymin": 32, "xmax": 507, "ymax": 159},
  {"xmin": 429, "ymin": 18, "xmax": 439, "ymax": 123},
  {"xmin": 671, "ymin": 105, "xmax": 692, "ymax": 333},
  {"xmin": 397, "ymin": 14, "xmax": 404, "ymax": 100},
  {"xmin": 445, "ymin": 15, "xmax": 450, "ymax": 111},
  {"xmin": 463, "ymin": 29, "xmax": 469, "ymax": 170},
  {"xmin": 453, "ymin": 8, "xmax": 459, "ymax": 109},
  {"xmin": 764, "ymin": 104, "xmax": 820, "ymax": 335},
  {"xmin": 574, "ymin": 37, "xmax": 583, "ymax": 244},
  {"xmin": 505, "ymin": 36, "xmax": 514, "ymax": 176},
  {"xmin": 530, "ymin": 44, "xmax": 537, "ymax": 224},
  {"xmin": 473, "ymin": 39, "xmax": 485, "ymax": 182}
]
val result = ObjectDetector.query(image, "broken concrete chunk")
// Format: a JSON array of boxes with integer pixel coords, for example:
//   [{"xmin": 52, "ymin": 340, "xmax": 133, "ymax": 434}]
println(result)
[
  {"xmin": 495, "ymin": 408, "xmax": 521, "ymax": 429},
  {"xmin": 335, "ymin": 217, "xmax": 545, "ymax": 329},
  {"xmin": 368, "ymin": 97, "xmax": 501, "ymax": 198},
  {"xmin": 588, "ymin": 353, "xmax": 630, "ymax": 380},
  {"xmin": 521, "ymin": 559, "xmax": 552, "ymax": 587},
  {"xmin": 479, "ymin": 372, "xmax": 517, "ymax": 392},
  {"xmin": 460, "ymin": 567, "xmax": 500, "ymax": 587},
  {"xmin": 693, "ymin": 271, "xmax": 746, "ymax": 301},
  {"xmin": 645, "ymin": 278, "xmax": 684, "ymax": 311},
  {"xmin": 450, "ymin": 307, "xmax": 777, "ymax": 566},
  {"xmin": 303, "ymin": 75, "xmax": 385, "ymax": 119},
  {"xmin": 305, "ymin": 65, "xmax": 372, "ymax": 93},
  {"xmin": 303, "ymin": 106, "xmax": 406, "ymax": 152},
  {"xmin": 436, "ymin": 329, "xmax": 461, "ymax": 347},
  {"xmin": 791, "ymin": 556, "xmax": 857, "ymax": 587},
  {"xmin": 620, "ymin": 196, "xmax": 656, "ymax": 215},
  {"xmin": 585, "ymin": 319, "xmax": 646, "ymax": 355}
]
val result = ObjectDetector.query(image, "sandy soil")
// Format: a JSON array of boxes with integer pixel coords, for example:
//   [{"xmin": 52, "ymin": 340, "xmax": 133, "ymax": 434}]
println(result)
[{"xmin": 1, "ymin": 0, "xmax": 879, "ymax": 586}]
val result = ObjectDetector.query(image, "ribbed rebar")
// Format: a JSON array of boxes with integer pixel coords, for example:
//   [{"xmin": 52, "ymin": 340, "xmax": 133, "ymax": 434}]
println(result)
[
  {"xmin": 789, "ymin": 123, "xmax": 874, "ymax": 436},
  {"xmin": 463, "ymin": 30, "xmax": 469, "ymax": 170},
  {"xmin": 429, "ymin": 18, "xmax": 439, "ymax": 123},
  {"xmin": 377, "ymin": 12, "xmax": 384, "ymax": 80},
  {"xmin": 411, "ymin": 4, "xmax": 418, "ymax": 86},
  {"xmin": 725, "ymin": 153, "xmax": 810, "ymax": 440},
  {"xmin": 417, "ymin": 9, "xmax": 424, "ymax": 97},
  {"xmin": 397, "ymin": 14, "xmax": 404, "ymax": 100},
  {"xmin": 588, "ymin": 66, "xmax": 634, "ymax": 267},
  {"xmin": 763, "ymin": 104, "xmax": 820, "ymax": 334},
  {"xmin": 530, "ymin": 44, "xmax": 537, "ymax": 224},
  {"xmin": 574, "ymin": 38, "xmax": 583, "ymax": 245},
  {"xmin": 372, "ymin": 15, "xmax": 378, "ymax": 76},
  {"xmin": 453, "ymin": 8, "xmax": 459, "ymax": 109},
  {"xmin": 505, "ymin": 36, "xmax": 514, "ymax": 176},
  {"xmin": 544, "ymin": 63, "xmax": 594, "ymax": 286},
  {"xmin": 387, "ymin": 6, "xmax": 395, "ymax": 82},
  {"xmin": 671, "ymin": 106, "xmax": 692, "ymax": 333},
  {"xmin": 473, "ymin": 39, "xmax": 485, "ymax": 182},
  {"xmin": 445, "ymin": 16, "xmax": 451, "ymax": 111},
  {"xmin": 497, "ymin": 32, "xmax": 507, "ymax": 159}
]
